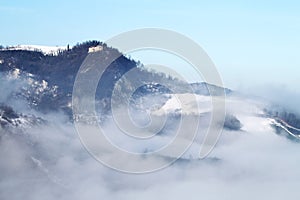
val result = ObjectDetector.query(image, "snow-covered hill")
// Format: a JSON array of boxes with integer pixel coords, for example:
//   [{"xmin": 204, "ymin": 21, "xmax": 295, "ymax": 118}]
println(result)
[
  {"xmin": 1, "ymin": 41, "xmax": 300, "ymax": 200},
  {"xmin": 2, "ymin": 45, "xmax": 67, "ymax": 55}
]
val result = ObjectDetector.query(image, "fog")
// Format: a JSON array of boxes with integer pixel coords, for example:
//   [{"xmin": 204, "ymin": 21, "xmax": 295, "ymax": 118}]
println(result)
[
  {"xmin": 1, "ymin": 108, "xmax": 300, "ymax": 199},
  {"xmin": 238, "ymin": 83, "xmax": 300, "ymax": 115},
  {"xmin": 1, "ymin": 72, "xmax": 300, "ymax": 199}
]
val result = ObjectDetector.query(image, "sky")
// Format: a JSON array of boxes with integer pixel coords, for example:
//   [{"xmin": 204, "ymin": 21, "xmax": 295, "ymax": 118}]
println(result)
[{"xmin": 1, "ymin": 0, "xmax": 300, "ymax": 91}]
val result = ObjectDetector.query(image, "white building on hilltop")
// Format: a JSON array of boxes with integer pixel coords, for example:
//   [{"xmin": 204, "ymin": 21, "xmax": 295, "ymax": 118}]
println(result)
[{"xmin": 88, "ymin": 45, "xmax": 103, "ymax": 53}]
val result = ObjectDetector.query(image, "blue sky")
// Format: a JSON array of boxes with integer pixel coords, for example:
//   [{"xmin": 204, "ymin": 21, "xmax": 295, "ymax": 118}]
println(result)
[{"xmin": 1, "ymin": 0, "xmax": 299, "ymax": 90}]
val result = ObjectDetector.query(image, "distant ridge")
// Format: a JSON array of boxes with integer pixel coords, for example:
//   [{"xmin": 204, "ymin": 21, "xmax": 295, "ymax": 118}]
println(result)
[{"xmin": 1, "ymin": 44, "xmax": 68, "ymax": 55}]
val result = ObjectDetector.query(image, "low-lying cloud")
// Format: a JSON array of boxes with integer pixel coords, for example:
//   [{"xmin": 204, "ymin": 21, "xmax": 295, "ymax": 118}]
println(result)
[
  {"xmin": 1, "ymin": 106, "xmax": 300, "ymax": 200},
  {"xmin": 1, "ymin": 72, "xmax": 300, "ymax": 200}
]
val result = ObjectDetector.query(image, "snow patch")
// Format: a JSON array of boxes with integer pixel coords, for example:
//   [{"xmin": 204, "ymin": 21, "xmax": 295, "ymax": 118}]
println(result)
[
  {"xmin": 8, "ymin": 68, "xmax": 21, "ymax": 79},
  {"xmin": 153, "ymin": 94, "xmax": 212, "ymax": 115}
]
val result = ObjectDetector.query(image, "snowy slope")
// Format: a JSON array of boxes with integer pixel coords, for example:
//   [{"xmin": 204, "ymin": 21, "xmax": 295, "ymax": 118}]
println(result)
[
  {"xmin": 3, "ymin": 45, "xmax": 67, "ymax": 55},
  {"xmin": 150, "ymin": 93, "xmax": 299, "ymax": 138}
]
